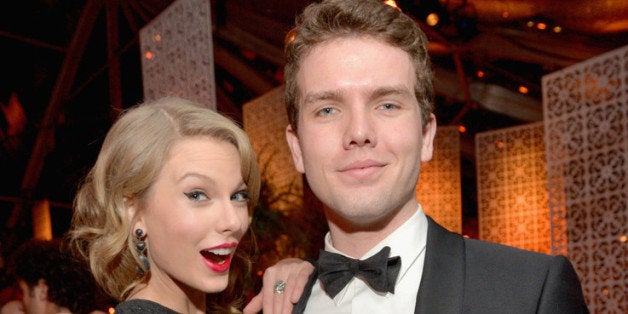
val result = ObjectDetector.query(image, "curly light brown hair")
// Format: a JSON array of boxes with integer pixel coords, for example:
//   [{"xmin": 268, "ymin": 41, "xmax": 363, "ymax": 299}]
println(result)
[
  {"xmin": 284, "ymin": 0, "xmax": 434, "ymax": 131},
  {"xmin": 68, "ymin": 97, "xmax": 260, "ymax": 311}
]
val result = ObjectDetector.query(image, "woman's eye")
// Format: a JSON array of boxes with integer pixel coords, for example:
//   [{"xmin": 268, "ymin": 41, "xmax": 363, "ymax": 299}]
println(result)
[
  {"xmin": 184, "ymin": 190, "xmax": 208, "ymax": 202},
  {"xmin": 231, "ymin": 190, "xmax": 250, "ymax": 202}
]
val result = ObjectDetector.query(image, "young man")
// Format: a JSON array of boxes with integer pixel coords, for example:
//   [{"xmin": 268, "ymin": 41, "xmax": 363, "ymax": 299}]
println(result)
[{"xmin": 270, "ymin": 0, "xmax": 587, "ymax": 313}]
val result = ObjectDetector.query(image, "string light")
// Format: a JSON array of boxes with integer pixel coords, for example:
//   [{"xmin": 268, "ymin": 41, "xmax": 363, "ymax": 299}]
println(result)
[
  {"xmin": 426, "ymin": 13, "xmax": 440, "ymax": 26},
  {"xmin": 518, "ymin": 86, "xmax": 529, "ymax": 94},
  {"xmin": 384, "ymin": 0, "xmax": 399, "ymax": 9}
]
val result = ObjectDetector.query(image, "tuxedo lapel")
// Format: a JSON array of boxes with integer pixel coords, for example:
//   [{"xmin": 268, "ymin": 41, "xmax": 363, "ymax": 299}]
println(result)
[
  {"xmin": 292, "ymin": 217, "xmax": 466, "ymax": 314},
  {"xmin": 415, "ymin": 216, "xmax": 465, "ymax": 314},
  {"xmin": 292, "ymin": 266, "xmax": 318, "ymax": 314}
]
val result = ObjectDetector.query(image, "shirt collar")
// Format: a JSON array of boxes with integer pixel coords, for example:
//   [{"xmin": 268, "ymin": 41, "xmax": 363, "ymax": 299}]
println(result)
[{"xmin": 322, "ymin": 205, "xmax": 428, "ymax": 297}]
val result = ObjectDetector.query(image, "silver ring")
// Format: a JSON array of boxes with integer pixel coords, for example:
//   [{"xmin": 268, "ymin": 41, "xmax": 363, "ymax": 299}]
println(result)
[{"xmin": 273, "ymin": 280, "xmax": 286, "ymax": 294}]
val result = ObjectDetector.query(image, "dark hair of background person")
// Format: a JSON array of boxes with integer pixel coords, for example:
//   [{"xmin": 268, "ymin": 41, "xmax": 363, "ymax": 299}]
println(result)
[{"xmin": 6, "ymin": 239, "xmax": 110, "ymax": 314}]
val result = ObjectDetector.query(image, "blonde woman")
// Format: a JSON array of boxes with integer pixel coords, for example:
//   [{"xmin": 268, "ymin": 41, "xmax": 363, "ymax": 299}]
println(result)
[{"xmin": 69, "ymin": 97, "xmax": 261, "ymax": 313}]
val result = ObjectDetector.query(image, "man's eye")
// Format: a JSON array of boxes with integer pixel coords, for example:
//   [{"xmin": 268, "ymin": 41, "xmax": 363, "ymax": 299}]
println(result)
[
  {"xmin": 380, "ymin": 103, "xmax": 398, "ymax": 110},
  {"xmin": 231, "ymin": 191, "xmax": 250, "ymax": 202},
  {"xmin": 317, "ymin": 107, "xmax": 336, "ymax": 116},
  {"xmin": 184, "ymin": 191, "xmax": 208, "ymax": 202}
]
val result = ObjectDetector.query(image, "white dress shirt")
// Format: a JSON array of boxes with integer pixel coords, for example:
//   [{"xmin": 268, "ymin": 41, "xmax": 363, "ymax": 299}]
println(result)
[{"xmin": 304, "ymin": 205, "xmax": 428, "ymax": 314}]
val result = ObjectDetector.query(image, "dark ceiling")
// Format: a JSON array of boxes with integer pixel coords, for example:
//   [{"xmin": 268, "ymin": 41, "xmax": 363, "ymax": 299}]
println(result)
[{"xmin": 0, "ymin": 0, "xmax": 627, "ymax": 239}]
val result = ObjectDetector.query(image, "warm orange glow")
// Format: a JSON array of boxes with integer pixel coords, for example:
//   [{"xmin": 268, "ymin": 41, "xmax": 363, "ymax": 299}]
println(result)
[
  {"xmin": 553, "ymin": 26, "xmax": 562, "ymax": 33},
  {"xmin": 502, "ymin": 11, "xmax": 509, "ymax": 19},
  {"xmin": 518, "ymin": 86, "xmax": 529, "ymax": 94},
  {"xmin": 620, "ymin": 235, "xmax": 628, "ymax": 243},
  {"xmin": 145, "ymin": 51, "xmax": 154, "ymax": 60},
  {"xmin": 426, "ymin": 13, "xmax": 439, "ymax": 26},
  {"xmin": 108, "ymin": 307, "xmax": 115, "ymax": 314},
  {"xmin": 384, "ymin": 0, "xmax": 399, "ymax": 9},
  {"xmin": 32, "ymin": 199, "xmax": 52, "ymax": 240},
  {"xmin": 476, "ymin": 70, "xmax": 485, "ymax": 78},
  {"xmin": 286, "ymin": 32, "xmax": 296, "ymax": 44},
  {"xmin": 477, "ymin": 124, "xmax": 551, "ymax": 254},
  {"xmin": 458, "ymin": 125, "xmax": 467, "ymax": 133},
  {"xmin": 1, "ymin": 92, "xmax": 26, "ymax": 135},
  {"xmin": 536, "ymin": 22, "xmax": 547, "ymax": 30},
  {"xmin": 153, "ymin": 34, "xmax": 161, "ymax": 42},
  {"xmin": 415, "ymin": 126, "xmax": 462, "ymax": 233},
  {"xmin": 526, "ymin": 21, "xmax": 535, "ymax": 28},
  {"xmin": 257, "ymin": 270, "xmax": 264, "ymax": 276}
]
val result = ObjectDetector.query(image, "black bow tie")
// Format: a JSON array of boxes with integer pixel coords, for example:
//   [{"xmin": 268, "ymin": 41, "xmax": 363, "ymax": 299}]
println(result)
[{"xmin": 317, "ymin": 246, "xmax": 401, "ymax": 298}]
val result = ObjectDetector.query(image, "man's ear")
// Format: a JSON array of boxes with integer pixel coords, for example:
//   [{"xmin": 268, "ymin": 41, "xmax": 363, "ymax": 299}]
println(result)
[
  {"xmin": 420, "ymin": 113, "xmax": 437, "ymax": 162},
  {"xmin": 285, "ymin": 125, "xmax": 305, "ymax": 174}
]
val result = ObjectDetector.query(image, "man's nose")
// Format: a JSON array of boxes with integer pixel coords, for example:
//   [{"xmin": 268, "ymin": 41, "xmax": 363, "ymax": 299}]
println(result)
[{"xmin": 343, "ymin": 109, "xmax": 376, "ymax": 149}]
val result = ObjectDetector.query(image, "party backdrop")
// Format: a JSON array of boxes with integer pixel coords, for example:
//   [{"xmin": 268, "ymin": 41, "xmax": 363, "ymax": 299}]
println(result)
[
  {"xmin": 476, "ymin": 122, "xmax": 551, "ymax": 254},
  {"xmin": 139, "ymin": 0, "xmax": 217, "ymax": 108},
  {"xmin": 543, "ymin": 45, "xmax": 627, "ymax": 313},
  {"xmin": 417, "ymin": 125, "xmax": 462, "ymax": 233}
]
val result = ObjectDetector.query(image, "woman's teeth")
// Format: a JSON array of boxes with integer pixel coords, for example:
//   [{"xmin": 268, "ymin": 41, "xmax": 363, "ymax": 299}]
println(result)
[{"xmin": 200, "ymin": 248, "xmax": 232, "ymax": 264}]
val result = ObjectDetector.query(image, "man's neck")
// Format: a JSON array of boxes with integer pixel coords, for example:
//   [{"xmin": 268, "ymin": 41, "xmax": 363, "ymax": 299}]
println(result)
[{"xmin": 326, "ymin": 204, "xmax": 419, "ymax": 258}]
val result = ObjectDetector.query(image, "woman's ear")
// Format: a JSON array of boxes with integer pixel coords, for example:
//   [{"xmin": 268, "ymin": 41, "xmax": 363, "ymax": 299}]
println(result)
[
  {"xmin": 124, "ymin": 196, "xmax": 136, "ymax": 221},
  {"xmin": 124, "ymin": 197, "xmax": 145, "ymax": 233}
]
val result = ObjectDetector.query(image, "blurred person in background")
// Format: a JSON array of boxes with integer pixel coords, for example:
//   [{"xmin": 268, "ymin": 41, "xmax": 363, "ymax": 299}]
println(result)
[{"xmin": 3, "ymin": 239, "xmax": 107, "ymax": 314}]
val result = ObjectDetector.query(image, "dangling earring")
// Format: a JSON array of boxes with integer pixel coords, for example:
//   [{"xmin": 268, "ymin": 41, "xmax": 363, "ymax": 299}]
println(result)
[{"xmin": 135, "ymin": 228, "xmax": 150, "ymax": 272}]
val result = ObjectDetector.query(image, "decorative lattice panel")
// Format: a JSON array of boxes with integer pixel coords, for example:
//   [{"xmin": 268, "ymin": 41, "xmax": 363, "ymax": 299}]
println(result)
[
  {"xmin": 139, "ymin": 0, "xmax": 216, "ymax": 109},
  {"xmin": 242, "ymin": 86, "xmax": 303, "ymax": 212},
  {"xmin": 476, "ymin": 122, "xmax": 551, "ymax": 253},
  {"xmin": 543, "ymin": 45, "xmax": 628, "ymax": 313},
  {"xmin": 416, "ymin": 126, "xmax": 462, "ymax": 233}
]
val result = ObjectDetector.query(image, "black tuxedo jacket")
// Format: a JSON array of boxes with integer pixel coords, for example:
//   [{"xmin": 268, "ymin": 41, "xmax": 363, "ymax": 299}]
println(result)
[{"xmin": 293, "ymin": 216, "xmax": 588, "ymax": 313}]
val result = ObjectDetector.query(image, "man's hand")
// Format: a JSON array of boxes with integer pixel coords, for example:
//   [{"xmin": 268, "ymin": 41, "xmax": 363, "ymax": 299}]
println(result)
[{"xmin": 243, "ymin": 258, "xmax": 314, "ymax": 314}]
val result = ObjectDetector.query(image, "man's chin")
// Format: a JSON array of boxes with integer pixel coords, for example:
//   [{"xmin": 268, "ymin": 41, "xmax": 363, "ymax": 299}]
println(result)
[{"xmin": 328, "ymin": 206, "xmax": 400, "ymax": 231}]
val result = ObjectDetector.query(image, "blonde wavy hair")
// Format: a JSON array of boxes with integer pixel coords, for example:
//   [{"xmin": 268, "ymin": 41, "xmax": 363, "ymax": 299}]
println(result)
[{"xmin": 68, "ymin": 97, "xmax": 260, "ymax": 309}]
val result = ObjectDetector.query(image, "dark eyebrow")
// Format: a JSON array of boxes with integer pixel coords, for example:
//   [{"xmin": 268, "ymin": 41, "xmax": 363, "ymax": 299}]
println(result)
[
  {"xmin": 302, "ymin": 90, "xmax": 342, "ymax": 106},
  {"xmin": 302, "ymin": 85, "xmax": 413, "ymax": 106},
  {"xmin": 370, "ymin": 86, "xmax": 413, "ymax": 99}
]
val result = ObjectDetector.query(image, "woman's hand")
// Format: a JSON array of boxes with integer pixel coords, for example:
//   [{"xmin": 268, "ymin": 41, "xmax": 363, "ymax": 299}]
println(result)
[{"xmin": 243, "ymin": 258, "xmax": 314, "ymax": 314}]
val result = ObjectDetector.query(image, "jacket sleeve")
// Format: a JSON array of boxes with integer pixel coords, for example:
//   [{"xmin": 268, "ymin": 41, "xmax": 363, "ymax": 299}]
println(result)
[{"xmin": 536, "ymin": 255, "xmax": 589, "ymax": 313}]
